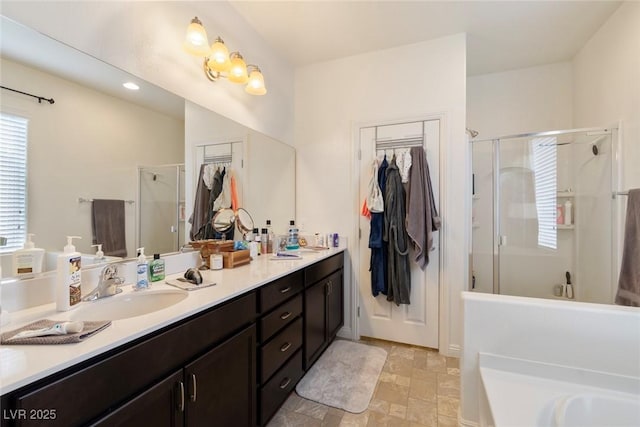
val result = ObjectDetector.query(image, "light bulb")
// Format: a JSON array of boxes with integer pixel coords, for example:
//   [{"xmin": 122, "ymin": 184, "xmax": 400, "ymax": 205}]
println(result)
[
  {"xmin": 245, "ymin": 66, "xmax": 266, "ymax": 95},
  {"xmin": 183, "ymin": 17, "xmax": 211, "ymax": 57},
  {"xmin": 228, "ymin": 52, "xmax": 248, "ymax": 84},
  {"xmin": 207, "ymin": 37, "xmax": 231, "ymax": 73}
]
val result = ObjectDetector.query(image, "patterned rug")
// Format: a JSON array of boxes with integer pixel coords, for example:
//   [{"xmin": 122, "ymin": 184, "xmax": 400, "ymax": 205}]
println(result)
[{"xmin": 295, "ymin": 340, "xmax": 388, "ymax": 413}]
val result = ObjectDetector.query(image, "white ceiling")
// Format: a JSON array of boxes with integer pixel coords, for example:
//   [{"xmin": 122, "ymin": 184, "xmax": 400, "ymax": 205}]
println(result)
[{"xmin": 229, "ymin": 1, "xmax": 622, "ymax": 75}]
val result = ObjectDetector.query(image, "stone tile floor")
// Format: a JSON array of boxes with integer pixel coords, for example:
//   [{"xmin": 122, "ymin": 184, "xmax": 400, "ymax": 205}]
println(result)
[{"xmin": 267, "ymin": 338, "xmax": 460, "ymax": 427}]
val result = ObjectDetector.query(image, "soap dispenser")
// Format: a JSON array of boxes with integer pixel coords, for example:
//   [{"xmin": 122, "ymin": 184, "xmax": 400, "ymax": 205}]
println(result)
[
  {"xmin": 135, "ymin": 247, "xmax": 149, "ymax": 290},
  {"xmin": 56, "ymin": 236, "xmax": 82, "ymax": 311},
  {"xmin": 12, "ymin": 233, "xmax": 45, "ymax": 275},
  {"xmin": 92, "ymin": 244, "xmax": 106, "ymax": 262}
]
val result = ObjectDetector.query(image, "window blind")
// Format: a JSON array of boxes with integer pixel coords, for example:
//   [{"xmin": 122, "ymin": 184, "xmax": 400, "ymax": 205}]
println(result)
[
  {"xmin": 0, "ymin": 113, "xmax": 28, "ymax": 253},
  {"xmin": 531, "ymin": 137, "xmax": 557, "ymax": 250}
]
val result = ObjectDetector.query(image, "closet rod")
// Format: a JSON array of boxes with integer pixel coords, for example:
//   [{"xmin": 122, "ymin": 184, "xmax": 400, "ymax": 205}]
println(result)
[
  {"xmin": 203, "ymin": 155, "xmax": 232, "ymax": 164},
  {"xmin": 376, "ymin": 137, "xmax": 424, "ymax": 150},
  {"xmin": 1, "ymin": 85, "xmax": 55, "ymax": 104}
]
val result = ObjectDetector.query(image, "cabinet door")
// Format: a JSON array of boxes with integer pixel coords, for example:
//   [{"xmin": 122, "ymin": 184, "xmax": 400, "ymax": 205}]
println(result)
[
  {"xmin": 327, "ymin": 269, "xmax": 344, "ymax": 340},
  {"xmin": 184, "ymin": 325, "xmax": 256, "ymax": 427},
  {"xmin": 304, "ymin": 279, "xmax": 327, "ymax": 369},
  {"xmin": 90, "ymin": 370, "xmax": 184, "ymax": 427}
]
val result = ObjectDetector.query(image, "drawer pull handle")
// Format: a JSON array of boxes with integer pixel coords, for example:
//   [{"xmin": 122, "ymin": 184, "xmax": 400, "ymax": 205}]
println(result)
[
  {"xmin": 279, "ymin": 286, "xmax": 291, "ymax": 294},
  {"xmin": 190, "ymin": 373, "xmax": 197, "ymax": 402},
  {"xmin": 279, "ymin": 377, "xmax": 292, "ymax": 389},
  {"xmin": 280, "ymin": 311, "xmax": 292, "ymax": 320},
  {"xmin": 178, "ymin": 381, "xmax": 185, "ymax": 412},
  {"xmin": 280, "ymin": 342, "xmax": 292, "ymax": 352}
]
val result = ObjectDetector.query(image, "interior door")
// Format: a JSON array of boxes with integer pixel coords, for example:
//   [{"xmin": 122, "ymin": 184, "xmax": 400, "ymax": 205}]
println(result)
[{"xmin": 357, "ymin": 119, "xmax": 440, "ymax": 348}]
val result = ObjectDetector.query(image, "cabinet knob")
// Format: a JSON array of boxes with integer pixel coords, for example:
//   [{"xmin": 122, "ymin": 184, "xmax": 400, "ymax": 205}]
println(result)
[
  {"xmin": 279, "ymin": 377, "xmax": 292, "ymax": 389},
  {"xmin": 190, "ymin": 373, "xmax": 197, "ymax": 402},
  {"xmin": 280, "ymin": 342, "xmax": 292, "ymax": 352},
  {"xmin": 280, "ymin": 311, "xmax": 292, "ymax": 320},
  {"xmin": 279, "ymin": 286, "xmax": 291, "ymax": 294}
]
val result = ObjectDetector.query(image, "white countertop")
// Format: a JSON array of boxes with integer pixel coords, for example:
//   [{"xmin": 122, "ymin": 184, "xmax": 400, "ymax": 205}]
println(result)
[{"xmin": 0, "ymin": 247, "xmax": 345, "ymax": 395}]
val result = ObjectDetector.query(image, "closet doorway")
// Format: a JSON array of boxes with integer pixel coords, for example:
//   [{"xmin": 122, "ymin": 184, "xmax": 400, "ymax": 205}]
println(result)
[{"xmin": 357, "ymin": 119, "xmax": 441, "ymax": 348}]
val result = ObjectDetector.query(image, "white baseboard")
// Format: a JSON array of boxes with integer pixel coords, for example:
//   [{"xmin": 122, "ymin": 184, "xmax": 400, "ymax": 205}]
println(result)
[
  {"xmin": 448, "ymin": 343, "xmax": 461, "ymax": 358},
  {"xmin": 459, "ymin": 415, "xmax": 479, "ymax": 427},
  {"xmin": 337, "ymin": 326, "xmax": 354, "ymax": 340}
]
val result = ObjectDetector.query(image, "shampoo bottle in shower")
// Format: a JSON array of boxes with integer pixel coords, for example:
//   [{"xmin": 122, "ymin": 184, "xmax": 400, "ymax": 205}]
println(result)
[{"xmin": 564, "ymin": 200, "xmax": 573, "ymax": 225}]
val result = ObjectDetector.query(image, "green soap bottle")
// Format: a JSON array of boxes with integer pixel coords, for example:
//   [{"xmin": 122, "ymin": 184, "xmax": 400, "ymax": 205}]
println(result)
[{"xmin": 149, "ymin": 253, "xmax": 165, "ymax": 282}]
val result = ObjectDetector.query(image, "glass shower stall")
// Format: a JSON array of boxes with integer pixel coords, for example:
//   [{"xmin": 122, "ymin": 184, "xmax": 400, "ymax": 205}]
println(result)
[
  {"xmin": 137, "ymin": 164, "xmax": 186, "ymax": 254},
  {"xmin": 471, "ymin": 127, "xmax": 619, "ymax": 304}
]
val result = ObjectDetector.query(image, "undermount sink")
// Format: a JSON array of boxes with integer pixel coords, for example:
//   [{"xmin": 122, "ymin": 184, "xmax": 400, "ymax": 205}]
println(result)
[
  {"xmin": 71, "ymin": 289, "xmax": 188, "ymax": 321},
  {"xmin": 555, "ymin": 393, "xmax": 640, "ymax": 427}
]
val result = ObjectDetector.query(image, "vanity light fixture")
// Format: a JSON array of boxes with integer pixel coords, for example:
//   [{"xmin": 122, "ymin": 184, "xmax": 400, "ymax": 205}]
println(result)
[{"xmin": 183, "ymin": 16, "xmax": 267, "ymax": 96}]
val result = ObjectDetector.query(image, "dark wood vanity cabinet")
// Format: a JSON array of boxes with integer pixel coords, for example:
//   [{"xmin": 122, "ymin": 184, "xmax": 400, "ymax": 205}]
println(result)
[
  {"xmin": 304, "ymin": 254, "xmax": 344, "ymax": 369},
  {"xmin": 0, "ymin": 252, "xmax": 345, "ymax": 427}
]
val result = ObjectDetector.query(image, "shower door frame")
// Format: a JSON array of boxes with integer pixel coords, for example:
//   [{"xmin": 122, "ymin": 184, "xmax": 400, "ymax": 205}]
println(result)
[{"xmin": 471, "ymin": 126, "xmax": 619, "ymax": 301}]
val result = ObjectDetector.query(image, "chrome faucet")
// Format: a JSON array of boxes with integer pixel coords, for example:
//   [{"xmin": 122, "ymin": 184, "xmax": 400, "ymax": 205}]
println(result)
[{"xmin": 83, "ymin": 263, "xmax": 125, "ymax": 301}]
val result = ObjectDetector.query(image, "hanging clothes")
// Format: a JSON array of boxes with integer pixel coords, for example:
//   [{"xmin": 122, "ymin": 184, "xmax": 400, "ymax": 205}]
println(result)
[
  {"xmin": 212, "ymin": 167, "xmax": 232, "ymax": 211},
  {"xmin": 189, "ymin": 164, "xmax": 211, "ymax": 241},
  {"xmin": 406, "ymin": 147, "xmax": 441, "ymax": 269},
  {"xmin": 369, "ymin": 156, "xmax": 388, "ymax": 296},
  {"xmin": 384, "ymin": 155, "xmax": 411, "ymax": 305}
]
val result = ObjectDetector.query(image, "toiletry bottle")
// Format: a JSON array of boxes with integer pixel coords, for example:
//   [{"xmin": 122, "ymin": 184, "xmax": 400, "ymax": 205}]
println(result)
[
  {"xmin": 286, "ymin": 220, "xmax": 299, "ymax": 250},
  {"xmin": 149, "ymin": 254, "xmax": 165, "ymax": 282},
  {"xmin": 56, "ymin": 236, "xmax": 82, "ymax": 311},
  {"xmin": 12, "ymin": 233, "xmax": 45, "ymax": 275},
  {"xmin": 556, "ymin": 205, "xmax": 564, "ymax": 225},
  {"xmin": 253, "ymin": 228, "xmax": 261, "ymax": 255},
  {"xmin": 564, "ymin": 200, "xmax": 573, "ymax": 225},
  {"xmin": 266, "ymin": 219, "xmax": 275, "ymax": 253},
  {"xmin": 261, "ymin": 228, "xmax": 268, "ymax": 255},
  {"xmin": 135, "ymin": 247, "xmax": 149, "ymax": 290},
  {"xmin": 91, "ymin": 244, "xmax": 106, "ymax": 262}
]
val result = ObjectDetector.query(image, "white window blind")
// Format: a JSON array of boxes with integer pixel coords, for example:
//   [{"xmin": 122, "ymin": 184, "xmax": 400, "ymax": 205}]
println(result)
[
  {"xmin": 531, "ymin": 137, "xmax": 557, "ymax": 250},
  {"xmin": 0, "ymin": 113, "xmax": 28, "ymax": 253}
]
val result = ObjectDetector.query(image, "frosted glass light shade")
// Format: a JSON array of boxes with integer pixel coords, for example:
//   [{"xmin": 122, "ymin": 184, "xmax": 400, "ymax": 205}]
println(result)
[
  {"xmin": 245, "ymin": 66, "xmax": 267, "ymax": 95},
  {"xmin": 228, "ymin": 52, "xmax": 248, "ymax": 84},
  {"xmin": 207, "ymin": 37, "xmax": 231, "ymax": 72},
  {"xmin": 183, "ymin": 17, "xmax": 211, "ymax": 57}
]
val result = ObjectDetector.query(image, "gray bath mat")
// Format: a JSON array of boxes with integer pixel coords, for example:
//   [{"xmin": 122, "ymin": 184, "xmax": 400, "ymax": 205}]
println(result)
[{"xmin": 295, "ymin": 340, "xmax": 387, "ymax": 413}]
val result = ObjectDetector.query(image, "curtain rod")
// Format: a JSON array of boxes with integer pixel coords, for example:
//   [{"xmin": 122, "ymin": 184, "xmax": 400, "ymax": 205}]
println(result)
[{"xmin": 1, "ymin": 85, "xmax": 55, "ymax": 104}]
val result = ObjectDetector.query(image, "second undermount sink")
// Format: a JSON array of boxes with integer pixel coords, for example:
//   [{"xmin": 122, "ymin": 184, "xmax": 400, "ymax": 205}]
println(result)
[{"xmin": 71, "ymin": 288, "xmax": 188, "ymax": 321}]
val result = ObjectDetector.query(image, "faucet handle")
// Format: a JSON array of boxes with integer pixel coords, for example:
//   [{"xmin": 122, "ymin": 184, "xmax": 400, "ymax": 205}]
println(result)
[{"xmin": 101, "ymin": 263, "xmax": 122, "ymax": 281}]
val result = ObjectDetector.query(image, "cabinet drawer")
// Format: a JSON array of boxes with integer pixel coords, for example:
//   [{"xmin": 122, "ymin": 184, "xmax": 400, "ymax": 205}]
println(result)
[
  {"xmin": 12, "ymin": 292, "xmax": 256, "ymax": 427},
  {"xmin": 260, "ymin": 317, "xmax": 302, "ymax": 384},
  {"xmin": 260, "ymin": 350, "xmax": 303, "ymax": 426},
  {"xmin": 304, "ymin": 253, "xmax": 344, "ymax": 286},
  {"xmin": 259, "ymin": 270, "xmax": 303, "ymax": 313},
  {"xmin": 259, "ymin": 293, "xmax": 302, "ymax": 343}
]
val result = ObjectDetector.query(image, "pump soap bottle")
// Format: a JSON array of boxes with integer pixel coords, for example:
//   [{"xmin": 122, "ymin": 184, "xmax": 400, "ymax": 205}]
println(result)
[
  {"xmin": 12, "ymin": 233, "xmax": 45, "ymax": 275},
  {"xmin": 56, "ymin": 236, "xmax": 82, "ymax": 311},
  {"xmin": 92, "ymin": 244, "xmax": 106, "ymax": 262},
  {"xmin": 135, "ymin": 248, "xmax": 149, "ymax": 290}
]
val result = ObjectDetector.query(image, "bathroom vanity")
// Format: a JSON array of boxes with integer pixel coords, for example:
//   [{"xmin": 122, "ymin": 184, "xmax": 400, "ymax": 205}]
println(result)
[{"xmin": 0, "ymin": 249, "xmax": 344, "ymax": 427}]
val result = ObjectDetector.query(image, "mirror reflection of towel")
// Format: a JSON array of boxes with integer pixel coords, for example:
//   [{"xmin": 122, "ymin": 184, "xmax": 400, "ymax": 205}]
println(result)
[{"xmin": 91, "ymin": 199, "xmax": 127, "ymax": 257}]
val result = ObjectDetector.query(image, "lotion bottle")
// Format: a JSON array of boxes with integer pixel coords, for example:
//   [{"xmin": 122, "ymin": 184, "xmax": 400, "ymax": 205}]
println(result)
[
  {"xmin": 56, "ymin": 236, "xmax": 82, "ymax": 311},
  {"xmin": 149, "ymin": 254, "xmax": 165, "ymax": 282},
  {"xmin": 135, "ymin": 247, "xmax": 149, "ymax": 290},
  {"xmin": 12, "ymin": 233, "xmax": 45, "ymax": 275}
]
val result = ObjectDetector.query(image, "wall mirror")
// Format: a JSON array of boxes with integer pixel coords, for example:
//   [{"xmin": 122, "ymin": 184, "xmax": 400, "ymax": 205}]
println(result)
[{"xmin": 0, "ymin": 16, "xmax": 295, "ymax": 279}]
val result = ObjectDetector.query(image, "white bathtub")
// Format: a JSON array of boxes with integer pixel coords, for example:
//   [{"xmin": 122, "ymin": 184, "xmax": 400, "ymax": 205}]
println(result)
[{"xmin": 479, "ymin": 353, "xmax": 640, "ymax": 427}]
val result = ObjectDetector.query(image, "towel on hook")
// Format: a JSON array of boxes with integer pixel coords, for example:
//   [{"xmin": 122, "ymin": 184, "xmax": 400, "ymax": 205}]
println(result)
[
  {"xmin": 91, "ymin": 199, "xmax": 127, "ymax": 257},
  {"xmin": 406, "ymin": 147, "xmax": 440, "ymax": 270},
  {"xmin": 615, "ymin": 188, "xmax": 640, "ymax": 306}
]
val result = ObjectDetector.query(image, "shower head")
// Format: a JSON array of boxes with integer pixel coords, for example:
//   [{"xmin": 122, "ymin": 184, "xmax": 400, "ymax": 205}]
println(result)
[{"xmin": 466, "ymin": 128, "xmax": 479, "ymax": 138}]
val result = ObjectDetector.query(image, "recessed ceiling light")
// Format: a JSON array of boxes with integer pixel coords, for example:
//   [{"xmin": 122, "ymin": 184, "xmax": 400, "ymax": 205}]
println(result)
[{"xmin": 123, "ymin": 82, "xmax": 140, "ymax": 91}]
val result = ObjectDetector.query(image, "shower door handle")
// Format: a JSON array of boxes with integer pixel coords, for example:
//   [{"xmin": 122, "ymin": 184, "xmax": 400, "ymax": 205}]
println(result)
[
  {"xmin": 499, "ymin": 235, "xmax": 507, "ymax": 246},
  {"xmin": 170, "ymin": 225, "xmax": 177, "ymax": 233}
]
